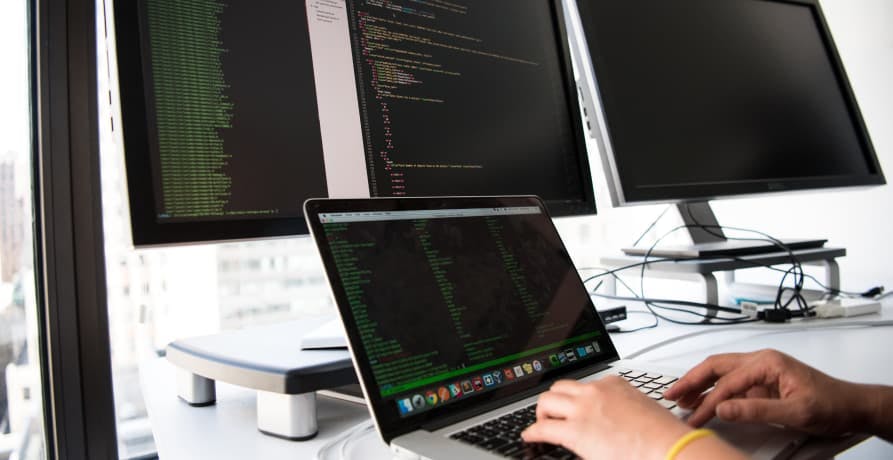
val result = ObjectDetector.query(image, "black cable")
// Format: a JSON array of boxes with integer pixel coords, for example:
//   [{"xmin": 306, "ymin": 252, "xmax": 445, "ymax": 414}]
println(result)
[
  {"xmin": 581, "ymin": 258, "xmax": 756, "ymax": 321},
  {"xmin": 585, "ymin": 262, "xmax": 756, "ymax": 330},
  {"xmin": 592, "ymin": 270, "xmax": 659, "ymax": 331},
  {"xmin": 729, "ymin": 256, "xmax": 883, "ymax": 299},
  {"xmin": 581, "ymin": 216, "xmax": 882, "ymax": 331},
  {"xmin": 586, "ymin": 266, "xmax": 738, "ymax": 324},
  {"xmin": 602, "ymin": 210, "xmax": 814, "ymax": 327},
  {"xmin": 590, "ymin": 292, "xmax": 752, "ymax": 319},
  {"xmin": 631, "ymin": 205, "xmax": 673, "ymax": 248},
  {"xmin": 680, "ymin": 203, "xmax": 806, "ymax": 311},
  {"xmin": 579, "ymin": 257, "xmax": 685, "ymax": 284},
  {"xmin": 634, "ymin": 223, "xmax": 772, "ymax": 325},
  {"xmin": 647, "ymin": 205, "xmax": 805, "ymax": 313}
]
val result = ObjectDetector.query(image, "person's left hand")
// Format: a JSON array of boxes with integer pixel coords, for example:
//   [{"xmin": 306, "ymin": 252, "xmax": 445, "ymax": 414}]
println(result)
[{"xmin": 521, "ymin": 376, "xmax": 691, "ymax": 459}]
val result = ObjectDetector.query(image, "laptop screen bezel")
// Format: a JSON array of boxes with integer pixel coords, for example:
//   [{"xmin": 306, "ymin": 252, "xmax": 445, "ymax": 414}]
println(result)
[{"xmin": 304, "ymin": 196, "xmax": 620, "ymax": 443}]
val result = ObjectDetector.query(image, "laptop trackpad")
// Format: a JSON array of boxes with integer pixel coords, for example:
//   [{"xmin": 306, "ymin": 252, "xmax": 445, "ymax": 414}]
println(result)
[{"xmin": 707, "ymin": 418, "xmax": 807, "ymax": 460}]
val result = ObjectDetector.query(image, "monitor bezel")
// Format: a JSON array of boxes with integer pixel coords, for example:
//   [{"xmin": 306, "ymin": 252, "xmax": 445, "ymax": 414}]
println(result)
[
  {"xmin": 569, "ymin": 0, "xmax": 885, "ymax": 207},
  {"xmin": 113, "ymin": 0, "xmax": 319, "ymax": 247},
  {"xmin": 114, "ymin": 0, "xmax": 597, "ymax": 247}
]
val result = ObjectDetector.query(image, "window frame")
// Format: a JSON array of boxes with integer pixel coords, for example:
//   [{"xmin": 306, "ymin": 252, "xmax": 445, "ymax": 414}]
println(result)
[{"xmin": 34, "ymin": 0, "xmax": 120, "ymax": 457}]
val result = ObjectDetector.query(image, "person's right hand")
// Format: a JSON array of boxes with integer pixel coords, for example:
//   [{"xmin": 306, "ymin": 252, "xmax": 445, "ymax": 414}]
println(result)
[{"xmin": 663, "ymin": 349, "xmax": 874, "ymax": 436}]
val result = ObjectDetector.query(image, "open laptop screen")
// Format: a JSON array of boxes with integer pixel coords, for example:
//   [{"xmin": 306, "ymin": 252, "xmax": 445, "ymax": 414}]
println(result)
[{"xmin": 306, "ymin": 196, "xmax": 618, "ymax": 441}]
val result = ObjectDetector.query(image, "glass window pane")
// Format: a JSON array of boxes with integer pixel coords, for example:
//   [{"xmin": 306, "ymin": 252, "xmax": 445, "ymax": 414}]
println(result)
[{"xmin": 0, "ymin": 1, "xmax": 47, "ymax": 459}]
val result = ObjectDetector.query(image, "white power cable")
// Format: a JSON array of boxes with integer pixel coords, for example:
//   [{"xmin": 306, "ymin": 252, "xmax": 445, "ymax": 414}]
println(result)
[
  {"xmin": 625, "ymin": 320, "xmax": 893, "ymax": 360},
  {"xmin": 340, "ymin": 421, "xmax": 375, "ymax": 460},
  {"xmin": 315, "ymin": 420, "xmax": 375, "ymax": 460}
]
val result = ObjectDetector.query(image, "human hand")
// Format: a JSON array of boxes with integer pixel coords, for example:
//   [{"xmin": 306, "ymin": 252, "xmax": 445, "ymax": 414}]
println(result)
[
  {"xmin": 664, "ymin": 349, "xmax": 869, "ymax": 436},
  {"xmin": 521, "ymin": 376, "xmax": 691, "ymax": 459}
]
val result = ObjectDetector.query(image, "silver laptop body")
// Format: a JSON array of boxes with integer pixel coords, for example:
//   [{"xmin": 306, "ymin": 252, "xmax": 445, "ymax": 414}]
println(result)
[{"xmin": 305, "ymin": 196, "xmax": 687, "ymax": 459}]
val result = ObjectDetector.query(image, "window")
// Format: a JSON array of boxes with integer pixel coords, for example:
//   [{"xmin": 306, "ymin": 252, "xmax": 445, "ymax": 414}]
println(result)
[{"xmin": 0, "ymin": 1, "xmax": 46, "ymax": 458}]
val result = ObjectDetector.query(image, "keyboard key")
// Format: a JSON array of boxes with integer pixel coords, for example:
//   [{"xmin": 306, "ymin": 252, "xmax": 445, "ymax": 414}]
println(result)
[
  {"xmin": 615, "ymin": 368, "xmax": 632, "ymax": 375},
  {"xmin": 654, "ymin": 376, "xmax": 678, "ymax": 385},
  {"xmin": 638, "ymin": 386, "xmax": 653, "ymax": 394},
  {"xmin": 644, "ymin": 382, "xmax": 662, "ymax": 390},
  {"xmin": 658, "ymin": 399, "xmax": 677, "ymax": 409},
  {"xmin": 496, "ymin": 441, "xmax": 525, "ymax": 456},
  {"xmin": 479, "ymin": 437, "xmax": 510, "ymax": 451},
  {"xmin": 644, "ymin": 373, "xmax": 662, "ymax": 380},
  {"xmin": 634, "ymin": 378, "xmax": 652, "ymax": 385},
  {"xmin": 451, "ymin": 403, "xmax": 541, "ymax": 454},
  {"xmin": 514, "ymin": 442, "xmax": 558, "ymax": 459},
  {"xmin": 647, "ymin": 392, "xmax": 663, "ymax": 400},
  {"xmin": 464, "ymin": 434, "xmax": 484, "ymax": 445},
  {"xmin": 625, "ymin": 371, "xmax": 646, "ymax": 379}
]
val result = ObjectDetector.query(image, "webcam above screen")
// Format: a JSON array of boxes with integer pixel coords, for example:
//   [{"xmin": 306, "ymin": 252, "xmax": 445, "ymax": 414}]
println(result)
[{"xmin": 112, "ymin": 0, "xmax": 595, "ymax": 247}]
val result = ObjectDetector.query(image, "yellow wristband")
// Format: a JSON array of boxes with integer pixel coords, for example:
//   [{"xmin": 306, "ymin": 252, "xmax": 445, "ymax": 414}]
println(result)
[{"xmin": 665, "ymin": 429, "xmax": 715, "ymax": 460}]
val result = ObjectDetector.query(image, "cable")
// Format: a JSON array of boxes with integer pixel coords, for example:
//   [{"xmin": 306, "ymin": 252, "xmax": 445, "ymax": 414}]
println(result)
[
  {"xmin": 340, "ymin": 421, "xmax": 375, "ymax": 460},
  {"xmin": 579, "ymin": 257, "xmax": 685, "ymax": 283},
  {"xmin": 586, "ymin": 268, "xmax": 661, "ymax": 332},
  {"xmin": 631, "ymin": 205, "xmax": 673, "ymax": 248},
  {"xmin": 590, "ymin": 292, "xmax": 745, "ymax": 316},
  {"xmin": 585, "ymin": 264, "xmax": 756, "ymax": 331},
  {"xmin": 634, "ymin": 210, "xmax": 819, "ymax": 325},
  {"xmin": 681, "ymin": 202, "xmax": 807, "ymax": 312},
  {"xmin": 315, "ymin": 420, "xmax": 375, "ymax": 460},
  {"xmin": 728, "ymin": 256, "xmax": 865, "ymax": 298},
  {"xmin": 583, "ymin": 261, "xmax": 751, "ymax": 323},
  {"xmin": 624, "ymin": 319, "xmax": 893, "ymax": 360},
  {"xmin": 580, "ymin": 217, "xmax": 885, "ymax": 329},
  {"xmin": 632, "ymin": 223, "xmax": 775, "ymax": 326}
]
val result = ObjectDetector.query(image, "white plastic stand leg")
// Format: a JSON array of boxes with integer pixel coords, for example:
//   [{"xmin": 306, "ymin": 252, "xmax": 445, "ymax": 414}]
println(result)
[
  {"xmin": 176, "ymin": 367, "xmax": 216, "ymax": 406},
  {"xmin": 256, "ymin": 390, "xmax": 319, "ymax": 441}
]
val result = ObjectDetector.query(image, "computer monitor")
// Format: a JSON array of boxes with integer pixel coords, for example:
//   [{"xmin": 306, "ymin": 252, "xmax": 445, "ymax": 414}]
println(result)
[
  {"xmin": 564, "ymin": 0, "xmax": 885, "ymax": 254},
  {"xmin": 113, "ymin": 0, "xmax": 595, "ymax": 247}
]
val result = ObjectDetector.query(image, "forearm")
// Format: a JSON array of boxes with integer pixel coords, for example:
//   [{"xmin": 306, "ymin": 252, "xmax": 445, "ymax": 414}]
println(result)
[
  {"xmin": 676, "ymin": 435, "xmax": 748, "ymax": 460},
  {"xmin": 860, "ymin": 384, "xmax": 893, "ymax": 442}
]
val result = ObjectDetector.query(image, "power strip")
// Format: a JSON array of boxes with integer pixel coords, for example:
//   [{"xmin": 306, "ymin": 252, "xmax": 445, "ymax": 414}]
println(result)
[
  {"xmin": 814, "ymin": 299, "xmax": 882, "ymax": 318},
  {"xmin": 741, "ymin": 298, "xmax": 882, "ymax": 320}
]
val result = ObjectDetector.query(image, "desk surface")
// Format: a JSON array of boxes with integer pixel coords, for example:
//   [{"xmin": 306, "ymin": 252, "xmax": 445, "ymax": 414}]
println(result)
[{"xmin": 141, "ymin": 303, "xmax": 893, "ymax": 459}]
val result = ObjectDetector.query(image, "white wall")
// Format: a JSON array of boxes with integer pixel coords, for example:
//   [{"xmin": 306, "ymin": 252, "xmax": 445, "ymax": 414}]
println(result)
[{"xmin": 560, "ymin": 0, "xmax": 893, "ymax": 295}]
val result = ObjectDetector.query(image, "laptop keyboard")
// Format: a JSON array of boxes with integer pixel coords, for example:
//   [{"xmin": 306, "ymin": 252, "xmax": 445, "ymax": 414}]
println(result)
[
  {"xmin": 448, "ymin": 368, "xmax": 678, "ymax": 459},
  {"xmin": 449, "ymin": 404, "xmax": 577, "ymax": 460},
  {"xmin": 615, "ymin": 368, "xmax": 679, "ymax": 410}
]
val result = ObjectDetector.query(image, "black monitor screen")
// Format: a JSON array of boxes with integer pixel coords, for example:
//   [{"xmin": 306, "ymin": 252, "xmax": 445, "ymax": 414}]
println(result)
[
  {"xmin": 345, "ymin": 0, "xmax": 592, "ymax": 206},
  {"xmin": 576, "ymin": 0, "xmax": 884, "ymax": 203},
  {"xmin": 114, "ymin": 0, "xmax": 594, "ymax": 246}
]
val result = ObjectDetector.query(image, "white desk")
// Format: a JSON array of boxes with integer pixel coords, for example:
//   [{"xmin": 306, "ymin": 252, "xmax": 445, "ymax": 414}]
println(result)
[{"xmin": 141, "ymin": 302, "xmax": 893, "ymax": 459}]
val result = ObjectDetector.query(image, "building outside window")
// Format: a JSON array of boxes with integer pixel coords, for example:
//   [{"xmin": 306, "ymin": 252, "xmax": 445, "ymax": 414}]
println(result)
[{"xmin": 0, "ymin": 1, "xmax": 47, "ymax": 459}]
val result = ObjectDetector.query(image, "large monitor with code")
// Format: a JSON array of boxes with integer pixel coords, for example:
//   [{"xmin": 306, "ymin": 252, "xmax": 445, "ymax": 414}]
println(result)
[{"xmin": 112, "ymin": 0, "xmax": 594, "ymax": 246}]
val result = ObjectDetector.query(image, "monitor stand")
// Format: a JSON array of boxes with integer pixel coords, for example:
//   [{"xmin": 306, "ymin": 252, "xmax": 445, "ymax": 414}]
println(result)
[
  {"xmin": 166, "ymin": 317, "xmax": 358, "ymax": 441},
  {"xmin": 622, "ymin": 202, "xmax": 827, "ymax": 258}
]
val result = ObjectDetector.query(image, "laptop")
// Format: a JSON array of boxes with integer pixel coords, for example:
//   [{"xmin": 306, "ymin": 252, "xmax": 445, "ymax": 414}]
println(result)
[{"xmin": 303, "ymin": 196, "xmax": 699, "ymax": 459}]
